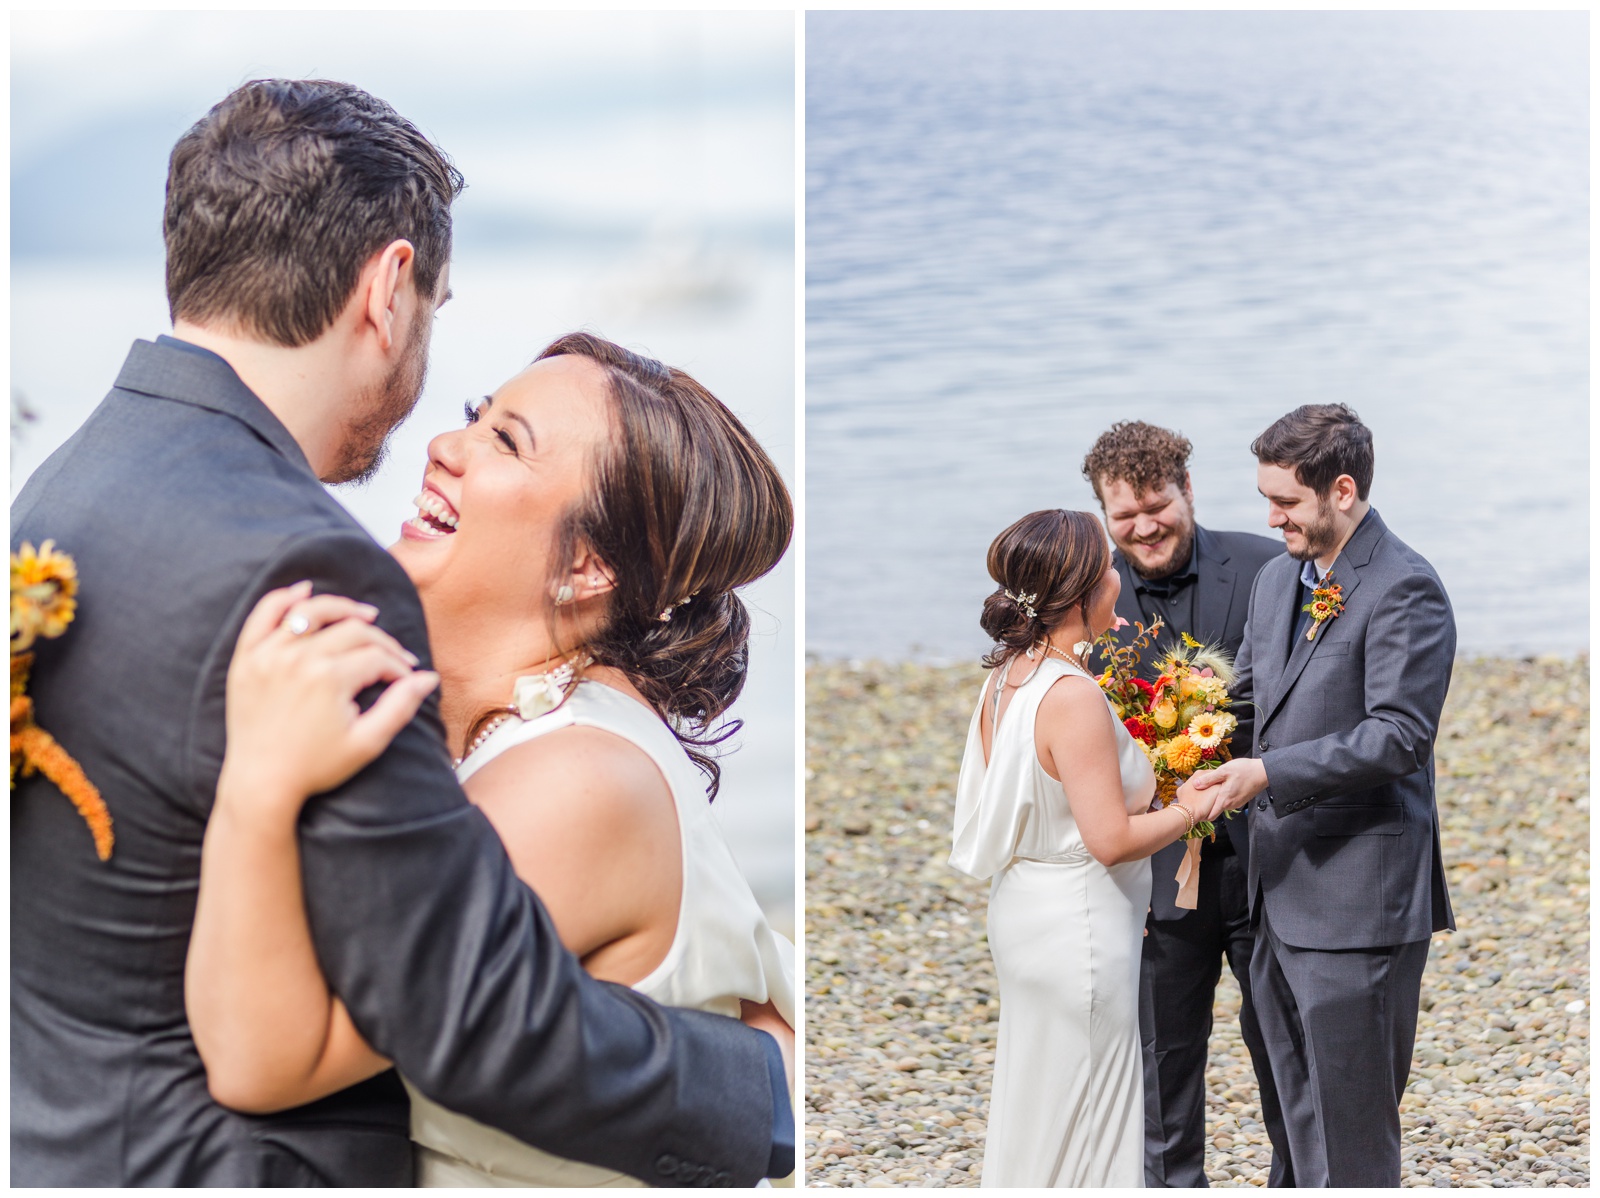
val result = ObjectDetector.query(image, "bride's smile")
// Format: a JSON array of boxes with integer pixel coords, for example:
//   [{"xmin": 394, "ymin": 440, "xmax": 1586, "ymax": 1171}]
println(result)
[
  {"xmin": 392, "ymin": 354, "xmax": 613, "ymax": 617},
  {"xmin": 387, "ymin": 352, "xmax": 625, "ymax": 755}
]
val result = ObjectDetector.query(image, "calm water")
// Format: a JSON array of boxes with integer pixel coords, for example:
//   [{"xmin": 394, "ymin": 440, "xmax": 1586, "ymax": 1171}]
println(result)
[{"xmin": 806, "ymin": 11, "xmax": 1588, "ymax": 662}]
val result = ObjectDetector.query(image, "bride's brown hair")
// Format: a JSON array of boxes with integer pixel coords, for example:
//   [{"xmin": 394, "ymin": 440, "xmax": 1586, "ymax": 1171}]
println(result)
[
  {"xmin": 502, "ymin": 332, "xmax": 792, "ymax": 799},
  {"xmin": 980, "ymin": 509, "xmax": 1110, "ymax": 670}
]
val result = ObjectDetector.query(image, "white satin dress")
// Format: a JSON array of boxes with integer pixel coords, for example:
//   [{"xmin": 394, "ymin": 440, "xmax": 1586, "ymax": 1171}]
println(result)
[
  {"xmin": 404, "ymin": 681, "xmax": 796, "ymax": 1187},
  {"xmin": 950, "ymin": 655, "xmax": 1155, "ymax": 1188}
]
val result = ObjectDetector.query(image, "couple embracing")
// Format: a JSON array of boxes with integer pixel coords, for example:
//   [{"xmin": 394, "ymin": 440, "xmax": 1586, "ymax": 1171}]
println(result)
[
  {"xmin": 952, "ymin": 408, "xmax": 1456, "ymax": 1187},
  {"xmin": 13, "ymin": 80, "xmax": 794, "ymax": 1186}
]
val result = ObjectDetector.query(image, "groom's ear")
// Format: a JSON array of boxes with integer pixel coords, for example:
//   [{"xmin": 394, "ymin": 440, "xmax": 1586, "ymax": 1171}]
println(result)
[{"xmin": 363, "ymin": 239, "xmax": 417, "ymax": 351}]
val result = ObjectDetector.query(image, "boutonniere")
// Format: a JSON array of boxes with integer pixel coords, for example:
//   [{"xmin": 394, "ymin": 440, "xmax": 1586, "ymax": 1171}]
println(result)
[
  {"xmin": 11, "ymin": 540, "xmax": 113, "ymax": 861},
  {"xmin": 1302, "ymin": 574, "xmax": 1344, "ymax": 641}
]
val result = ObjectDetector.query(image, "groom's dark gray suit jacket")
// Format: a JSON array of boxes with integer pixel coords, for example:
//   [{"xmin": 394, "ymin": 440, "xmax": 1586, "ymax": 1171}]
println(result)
[
  {"xmin": 1236, "ymin": 509, "xmax": 1457, "ymax": 950},
  {"xmin": 11, "ymin": 339, "xmax": 788, "ymax": 1187}
]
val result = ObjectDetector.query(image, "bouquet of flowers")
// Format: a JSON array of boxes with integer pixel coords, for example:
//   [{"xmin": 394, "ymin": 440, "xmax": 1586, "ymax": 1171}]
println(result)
[
  {"xmin": 11, "ymin": 540, "xmax": 112, "ymax": 860},
  {"xmin": 1092, "ymin": 618, "xmax": 1239, "ymax": 840}
]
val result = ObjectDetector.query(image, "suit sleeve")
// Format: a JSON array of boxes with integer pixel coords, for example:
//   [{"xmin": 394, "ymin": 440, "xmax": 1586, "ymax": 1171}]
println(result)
[
  {"xmin": 1260, "ymin": 569, "xmax": 1456, "ymax": 812},
  {"xmin": 186, "ymin": 531, "xmax": 784, "ymax": 1187}
]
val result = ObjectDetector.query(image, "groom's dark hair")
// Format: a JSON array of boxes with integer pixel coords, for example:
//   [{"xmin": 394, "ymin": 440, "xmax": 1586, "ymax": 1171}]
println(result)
[
  {"xmin": 164, "ymin": 79, "xmax": 464, "ymax": 347},
  {"xmin": 1251, "ymin": 403, "xmax": 1374, "ymax": 500}
]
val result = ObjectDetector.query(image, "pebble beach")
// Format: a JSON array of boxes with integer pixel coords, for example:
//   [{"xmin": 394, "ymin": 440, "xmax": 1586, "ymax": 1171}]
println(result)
[{"xmin": 803, "ymin": 656, "xmax": 1589, "ymax": 1187}]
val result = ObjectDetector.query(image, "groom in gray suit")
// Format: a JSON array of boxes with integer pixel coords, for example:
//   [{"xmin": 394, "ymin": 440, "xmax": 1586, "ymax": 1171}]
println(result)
[{"xmin": 1184, "ymin": 404, "xmax": 1455, "ymax": 1187}]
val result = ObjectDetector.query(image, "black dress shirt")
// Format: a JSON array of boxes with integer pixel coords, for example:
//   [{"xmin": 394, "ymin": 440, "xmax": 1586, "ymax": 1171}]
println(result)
[{"xmin": 1130, "ymin": 549, "xmax": 1199, "ymax": 649}]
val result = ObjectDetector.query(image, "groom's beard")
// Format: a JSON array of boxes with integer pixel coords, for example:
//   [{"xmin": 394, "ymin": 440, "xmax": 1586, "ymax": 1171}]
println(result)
[
  {"xmin": 1283, "ymin": 494, "xmax": 1339, "ymax": 561},
  {"xmin": 329, "ymin": 317, "xmax": 431, "ymax": 487}
]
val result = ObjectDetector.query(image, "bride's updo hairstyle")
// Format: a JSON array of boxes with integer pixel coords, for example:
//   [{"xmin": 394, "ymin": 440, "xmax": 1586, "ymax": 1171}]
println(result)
[
  {"xmin": 980, "ymin": 509, "xmax": 1110, "ymax": 670},
  {"xmin": 537, "ymin": 332, "xmax": 793, "ymax": 798}
]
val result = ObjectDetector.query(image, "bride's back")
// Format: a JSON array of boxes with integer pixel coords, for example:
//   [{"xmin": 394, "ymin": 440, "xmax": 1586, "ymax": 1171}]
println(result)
[{"xmin": 955, "ymin": 655, "xmax": 1153, "ymax": 879}]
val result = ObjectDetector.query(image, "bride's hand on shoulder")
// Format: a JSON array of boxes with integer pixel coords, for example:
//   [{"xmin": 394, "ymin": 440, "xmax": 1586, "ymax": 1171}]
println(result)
[{"xmin": 219, "ymin": 581, "xmax": 439, "ymax": 823}]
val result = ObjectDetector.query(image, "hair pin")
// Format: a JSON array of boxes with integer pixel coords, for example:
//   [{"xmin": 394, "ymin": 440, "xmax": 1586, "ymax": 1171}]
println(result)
[
  {"xmin": 658, "ymin": 595, "xmax": 693, "ymax": 622},
  {"xmin": 1004, "ymin": 589, "xmax": 1039, "ymax": 620}
]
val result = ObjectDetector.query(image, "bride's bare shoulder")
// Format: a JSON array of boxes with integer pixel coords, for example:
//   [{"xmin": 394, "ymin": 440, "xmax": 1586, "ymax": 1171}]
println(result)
[
  {"xmin": 465, "ymin": 722, "xmax": 676, "ymax": 844},
  {"xmin": 460, "ymin": 721, "xmax": 681, "ymax": 959},
  {"xmin": 1036, "ymin": 669, "xmax": 1114, "ymax": 737}
]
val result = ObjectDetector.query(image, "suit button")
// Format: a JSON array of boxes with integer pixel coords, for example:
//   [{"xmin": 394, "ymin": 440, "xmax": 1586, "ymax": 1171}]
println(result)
[
  {"xmin": 656, "ymin": 1154, "xmax": 679, "ymax": 1177},
  {"xmin": 1260, "ymin": 741, "xmax": 1270, "ymax": 751},
  {"xmin": 1256, "ymin": 797, "xmax": 1268, "ymax": 812}
]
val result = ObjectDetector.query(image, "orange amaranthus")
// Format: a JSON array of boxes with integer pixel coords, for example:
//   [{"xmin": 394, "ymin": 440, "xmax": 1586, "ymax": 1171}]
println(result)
[
  {"xmin": 1093, "ymin": 624, "xmax": 1239, "ymax": 839},
  {"xmin": 10, "ymin": 541, "xmax": 112, "ymax": 860}
]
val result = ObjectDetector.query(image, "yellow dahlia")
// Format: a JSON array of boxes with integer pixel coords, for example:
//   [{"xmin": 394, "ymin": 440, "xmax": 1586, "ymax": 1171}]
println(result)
[
  {"xmin": 1164, "ymin": 734, "xmax": 1202, "ymax": 774},
  {"xmin": 1151, "ymin": 700, "xmax": 1178, "ymax": 731},
  {"xmin": 11, "ymin": 541, "xmax": 79, "ymax": 654}
]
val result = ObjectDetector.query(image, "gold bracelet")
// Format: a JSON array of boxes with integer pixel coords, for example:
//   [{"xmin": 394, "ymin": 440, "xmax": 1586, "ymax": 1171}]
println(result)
[{"xmin": 1170, "ymin": 800, "xmax": 1195, "ymax": 836}]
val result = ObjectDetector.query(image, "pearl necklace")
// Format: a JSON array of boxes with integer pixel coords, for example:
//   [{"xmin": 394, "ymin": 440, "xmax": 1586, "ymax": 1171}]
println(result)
[
  {"xmin": 452, "ymin": 652, "xmax": 594, "ymax": 768},
  {"xmin": 454, "ymin": 713, "xmax": 517, "ymax": 768},
  {"xmin": 1041, "ymin": 639, "xmax": 1090, "ymax": 671}
]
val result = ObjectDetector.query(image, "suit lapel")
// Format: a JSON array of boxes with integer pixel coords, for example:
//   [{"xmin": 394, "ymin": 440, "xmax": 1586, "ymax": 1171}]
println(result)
[
  {"xmin": 1262, "ymin": 510, "xmax": 1384, "ymax": 728},
  {"xmin": 1192, "ymin": 527, "xmax": 1237, "ymax": 646},
  {"xmin": 1111, "ymin": 551, "xmax": 1145, "ymax": 636}
]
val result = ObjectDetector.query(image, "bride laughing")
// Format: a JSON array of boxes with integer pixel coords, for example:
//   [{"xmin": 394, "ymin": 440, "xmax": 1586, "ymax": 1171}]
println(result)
[{"xmin": 185, "ymin": 332, "xmax": 795, "ymax": 1186}]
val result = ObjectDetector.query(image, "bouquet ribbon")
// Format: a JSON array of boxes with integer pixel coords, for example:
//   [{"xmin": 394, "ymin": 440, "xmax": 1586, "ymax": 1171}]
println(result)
[{"xmin": 1174, "ymin": 838, "xmax": 1202, "ymax": 909}]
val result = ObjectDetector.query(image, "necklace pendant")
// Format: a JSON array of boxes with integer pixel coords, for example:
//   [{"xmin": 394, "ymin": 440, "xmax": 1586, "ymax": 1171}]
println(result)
[
  {"xmin": 512, "ymin": 673, "xmax": 564, "ymax": 719},
  {"xmin": 510, "ymin": 652, "xmax": 594, "ymax": 720}
]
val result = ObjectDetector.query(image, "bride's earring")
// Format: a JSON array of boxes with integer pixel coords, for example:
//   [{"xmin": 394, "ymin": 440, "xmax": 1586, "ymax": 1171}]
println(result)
[{"xmin": 554, "ymin": 584, "xmax": 574, "ymax": 606}]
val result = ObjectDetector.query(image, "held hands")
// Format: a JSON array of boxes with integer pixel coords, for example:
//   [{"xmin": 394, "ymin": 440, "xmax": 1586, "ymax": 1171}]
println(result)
[
  {"xmin": 1179, "ymin": 757, "xmax": 1269, "ymax": 822},
  {"xmin": 219, "ymin": 581, "xmax": 439, "ymax": 823}
]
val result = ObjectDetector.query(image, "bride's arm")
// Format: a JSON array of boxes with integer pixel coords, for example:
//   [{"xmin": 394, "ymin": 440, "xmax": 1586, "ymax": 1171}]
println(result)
[
  {"xmin": 1035, "ymin": 675, "xmax": 1204, "ymax": 867},
  {"xmin": 186, "ymin": 583, "xmax": 438, "ymax": 1112}
]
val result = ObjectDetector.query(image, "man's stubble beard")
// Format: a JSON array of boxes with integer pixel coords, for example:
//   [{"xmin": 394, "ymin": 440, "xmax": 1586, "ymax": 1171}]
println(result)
[
  {"xmin": 328, "ymin": 315, "xmax": 432, "ymax": 487},
  {"xmin": 1118, "ymin": 501, "xmax": 1197, "ymax": 582},
  {"xmin": 1285, "ymin": 493, "xmax": 1339, "ymax": 562}
]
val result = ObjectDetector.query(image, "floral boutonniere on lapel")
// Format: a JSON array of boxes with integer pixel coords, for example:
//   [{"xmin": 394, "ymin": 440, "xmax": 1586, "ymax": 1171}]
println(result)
[{"xmin": 1302, "ymin": 574, "xmax": 1345, "ymax": 641}]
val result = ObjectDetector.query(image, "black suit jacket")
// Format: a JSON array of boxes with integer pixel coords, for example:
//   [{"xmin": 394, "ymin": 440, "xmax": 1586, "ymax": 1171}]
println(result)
[
  {"xmin": 1106, "ymin": 524, "xmax": 1283, "ymax": 920},
  {"xmin": 10, "ymin": 340, "xmax": 784, "ymax": 1186}
]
